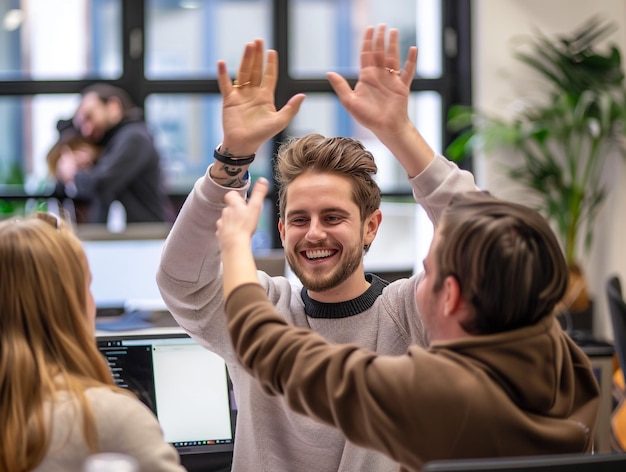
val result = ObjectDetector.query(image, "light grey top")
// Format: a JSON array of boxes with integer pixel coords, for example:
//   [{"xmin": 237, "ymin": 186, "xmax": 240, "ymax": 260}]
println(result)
[{"xmin": 35, "ymin": 387, "xmax": 186, "ymax": 472}]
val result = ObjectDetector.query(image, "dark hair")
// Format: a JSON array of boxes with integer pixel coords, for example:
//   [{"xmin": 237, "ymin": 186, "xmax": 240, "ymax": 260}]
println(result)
[
  {"xmin": 275, "ymin": 133, "xmax": 381, "ymax": 223},
  {"xmin": 435, "ymin": 191, "xmax": 568, "ymax": 335},
  {"xmin": 80, "ymin": 83, "xmax": 142, "ymax": 120}
]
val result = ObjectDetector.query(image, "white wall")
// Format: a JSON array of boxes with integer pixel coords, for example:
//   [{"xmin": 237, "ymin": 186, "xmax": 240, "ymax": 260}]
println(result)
[{"xmin": 472, "ymin": 0, "xmax": 626, "ymax": 339}]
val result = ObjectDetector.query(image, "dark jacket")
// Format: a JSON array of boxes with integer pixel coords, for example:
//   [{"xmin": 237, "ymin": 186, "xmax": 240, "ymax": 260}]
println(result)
[{"xmin": 73, "ymin": 119, "xmax": 169, "ymax": 223}]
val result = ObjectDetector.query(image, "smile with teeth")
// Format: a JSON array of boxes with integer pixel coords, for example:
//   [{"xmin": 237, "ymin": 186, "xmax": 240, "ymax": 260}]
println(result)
[{"xmin": 303, "ymin": 249, "xmax": 336, "ymax": 260}]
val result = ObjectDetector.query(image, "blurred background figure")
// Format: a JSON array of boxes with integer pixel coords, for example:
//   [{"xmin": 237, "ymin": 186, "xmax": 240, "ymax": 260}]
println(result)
[
  {"xmin": 56, "ymin": 84, "xmax": 172, "ymax": 225},
  {"xmin": 47, "ymin": 118, "xmax": 101, "ymax": 223}
]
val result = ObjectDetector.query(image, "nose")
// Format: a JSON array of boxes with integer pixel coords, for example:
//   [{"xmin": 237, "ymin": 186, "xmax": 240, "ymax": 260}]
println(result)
[{"xmin": 305, "ymin": 218, "xmax": 326, "ymax": 243}]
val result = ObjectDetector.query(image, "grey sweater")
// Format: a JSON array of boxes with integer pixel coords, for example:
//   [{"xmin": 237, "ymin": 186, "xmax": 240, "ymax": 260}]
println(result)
[{"xmin": 156, "ymin": 154, "xmax": 477, "ymax": 471}]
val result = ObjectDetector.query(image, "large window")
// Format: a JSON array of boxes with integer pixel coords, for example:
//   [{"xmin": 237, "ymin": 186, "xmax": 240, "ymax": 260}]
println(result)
[{"xmin": 0, "ymin": 0, "xmax": 471, "ymax": 252}]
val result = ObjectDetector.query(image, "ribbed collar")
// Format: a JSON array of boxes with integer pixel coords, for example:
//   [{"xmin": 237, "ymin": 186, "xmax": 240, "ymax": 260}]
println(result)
[{"xmin": 301, "ymin": 273, "xmax": 389, "ymax": 319}]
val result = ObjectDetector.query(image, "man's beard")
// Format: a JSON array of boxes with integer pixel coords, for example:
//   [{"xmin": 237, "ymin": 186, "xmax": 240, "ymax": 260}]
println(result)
[{"xmin": 285, "ymin": 242, "xmax": 363, "ymax": 292}]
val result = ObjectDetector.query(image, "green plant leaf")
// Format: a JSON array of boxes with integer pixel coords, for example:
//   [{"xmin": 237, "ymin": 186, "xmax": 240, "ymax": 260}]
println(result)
[{"xmin": 445, "ymin": 15, "xmax": 626, "ymax": 265}]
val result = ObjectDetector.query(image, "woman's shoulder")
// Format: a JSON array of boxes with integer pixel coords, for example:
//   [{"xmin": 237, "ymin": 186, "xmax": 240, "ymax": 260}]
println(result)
[{"xmin": 84, "ymin": 386, "xmax": 154, "ymax": 419}]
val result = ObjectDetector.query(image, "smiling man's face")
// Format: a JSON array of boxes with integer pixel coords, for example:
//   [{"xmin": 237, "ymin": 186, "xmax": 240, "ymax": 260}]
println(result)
[{"xmin": 279, "ymin": 171, "xmax": 371, "ymax": 299}]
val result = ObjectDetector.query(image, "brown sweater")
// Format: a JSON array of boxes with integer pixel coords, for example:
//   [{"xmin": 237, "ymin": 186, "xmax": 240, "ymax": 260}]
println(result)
[{"xmin": 225, "ymin": 283, "xmax": 600, "ymax": 472}]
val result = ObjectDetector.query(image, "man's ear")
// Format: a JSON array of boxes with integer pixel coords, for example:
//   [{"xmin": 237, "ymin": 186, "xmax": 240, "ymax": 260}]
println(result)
[
  {"xmin": 364, "ymin": 209, "xmax": 382, "ymax": 246},
  {"xmin": 443, "ymin": 275, "xmax": 463, "ymax": 317},
  {"xmin": 278, "ymin": 219, "xmax": 286, "ymax": 247}
]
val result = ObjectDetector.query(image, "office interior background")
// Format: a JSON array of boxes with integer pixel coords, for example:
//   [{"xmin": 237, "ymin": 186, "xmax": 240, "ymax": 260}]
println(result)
[{"xmin": 0, "ymin": 0, "xmax": 624, "ymax": 342}]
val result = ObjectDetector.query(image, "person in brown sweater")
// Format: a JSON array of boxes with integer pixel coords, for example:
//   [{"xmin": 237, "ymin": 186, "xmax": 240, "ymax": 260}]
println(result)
[{"xmin": 216, "ymin": 180, "xmax": 600, "ymax": 472}]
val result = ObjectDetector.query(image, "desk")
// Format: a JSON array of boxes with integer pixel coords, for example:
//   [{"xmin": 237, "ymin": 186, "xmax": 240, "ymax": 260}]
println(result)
[{"xmin": 582, "ymin": 344, "xmax": 615, "ymax": 453}]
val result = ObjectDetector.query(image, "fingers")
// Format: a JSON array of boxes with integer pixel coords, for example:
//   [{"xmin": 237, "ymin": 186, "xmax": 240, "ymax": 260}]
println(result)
[
  {"xmin": 217, "ymin": 40, "xmax": 263, "ymax": 96},
  {"xmin": 262, "ymin": 49, "xmax": 279, "ymax": 92},
  {"xmin": 223, "ymin": 190, "xmax": 244, "ymax": 206},
  {"xmin": 385, "ymin": 28, "xmax": 400, "ymax": 71},
  {"xmin": 221, "ymin": 179, "xmax": 268, "ymax": 237},
  {"xmin": 374, "ymin": 24, "xmax": 386, "ymax": 66},
  {"xmin": 223, "ymin": 178, "xmax": 269, "ymax": 210},
  {"xmin": 276, "ymin": 93, "xmax": 306, "ymax": 125},
  {"xmin": 399, "ymin": 46, "xmax": 418, "ymax": 87},
  {"xmin": 360, "ymin": 26, "xmax": 376, "ymax": 68},
  {"xmin": 248, "ymin": 177, "xmax": 269, "ymax": 206},
  {"xmin": 248, "ymin": 39, "xmax": 265, "ymax": 86},
  {"xmin": 217, "ymin": 60, "xmax": 232, "ymax": 96},
  {"xmin": 360, "ymin": 24, "xmax": 408, "ymax": 73},
  {"xmin": 326, "ymin": 72, "xmax": 352, "ymax": 102}
]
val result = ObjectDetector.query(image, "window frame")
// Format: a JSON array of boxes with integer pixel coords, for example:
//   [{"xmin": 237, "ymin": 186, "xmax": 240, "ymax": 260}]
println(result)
[{"xmin": 0, "ymin": 0, "xmax": 472, "ymax": 248}]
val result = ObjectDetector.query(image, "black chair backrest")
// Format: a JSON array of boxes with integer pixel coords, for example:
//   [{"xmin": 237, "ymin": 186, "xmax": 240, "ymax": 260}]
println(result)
[
  {"xmin": 606, "ymin": 275, "xmax": 626, "ymax": 378},
  {"xmin": 422, "ymin": 452, "xmax": 626, "ymax": 472}
]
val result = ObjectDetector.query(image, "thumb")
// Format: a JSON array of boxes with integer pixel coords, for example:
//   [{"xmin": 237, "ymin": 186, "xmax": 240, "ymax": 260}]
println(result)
[
  {"xmin": 326, "ymin": 72, "xmax": 353, "ymax": 101},
  {"xmin": 249, "ymin": 177, "xmax": 269, "ymax": 208},
  {"xmin": 276, "ymin": 93, "xmax": 306, "ymax": 125}
]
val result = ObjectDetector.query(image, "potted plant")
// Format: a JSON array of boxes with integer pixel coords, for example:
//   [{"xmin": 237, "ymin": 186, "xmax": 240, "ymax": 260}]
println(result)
[{"xmin": 447, "ymin": 16, "xmax": 626, "ymax": 320}]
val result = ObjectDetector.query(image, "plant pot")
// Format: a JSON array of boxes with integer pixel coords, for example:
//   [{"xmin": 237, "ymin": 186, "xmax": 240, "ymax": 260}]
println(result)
[
  {"xmin": 555, "ymin": 264, "xmax": 593, "ymax": 332},
  {"xmin": 566, "ymin": 264, "xmax": 591, "ymax": 312}
]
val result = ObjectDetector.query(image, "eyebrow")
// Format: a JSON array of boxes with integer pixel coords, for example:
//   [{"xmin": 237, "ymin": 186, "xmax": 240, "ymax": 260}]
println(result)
[{"xmin": 286, "ymin": 207, "xmax": 351, "ymax": 218}]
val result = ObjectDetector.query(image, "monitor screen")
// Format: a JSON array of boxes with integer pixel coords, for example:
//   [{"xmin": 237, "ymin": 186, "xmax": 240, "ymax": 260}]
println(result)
[
  {"xmin": 96, "ymin": 332, "xmax": 235, "ymax": 458},
  {"xmin": 82, "ymin": 239, "xmax": 166, "ymax": 312}
]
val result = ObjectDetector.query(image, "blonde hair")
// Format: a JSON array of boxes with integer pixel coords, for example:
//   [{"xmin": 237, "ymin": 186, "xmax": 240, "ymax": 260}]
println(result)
[{"xmin": 0, "ymin": 213, "xmax": 118, "ymax": 472}]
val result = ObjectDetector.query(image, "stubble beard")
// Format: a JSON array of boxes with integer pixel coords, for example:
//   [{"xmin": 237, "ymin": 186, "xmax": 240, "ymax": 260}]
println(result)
[{"xmin": 286, "ymin": 243, "xmax": 363, "ymax": 292}]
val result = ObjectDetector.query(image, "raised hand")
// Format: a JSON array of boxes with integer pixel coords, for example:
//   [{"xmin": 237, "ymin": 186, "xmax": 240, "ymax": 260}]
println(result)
[
  {"xmin": 217, "ymin": 177, "xmax": 269, "ymax": 253},
  {"xmin": 217, "ymin": 40, "xmax": 306, "ymax": 157},
  {"xmin": 217, "ymin": 178, "xmax": 270, "ymax": 297},
  {"xmin": 326, "ymin": 24, "xmax": 418, "ymax": 140}
]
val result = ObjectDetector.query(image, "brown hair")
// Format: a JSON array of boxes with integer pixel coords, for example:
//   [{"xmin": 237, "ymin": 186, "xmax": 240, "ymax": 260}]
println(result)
[
  {"xmin": 435, "ymin": 192, "xmax": 568, "ymax": 335},
  {"xmin": 46, "ymin": 121, "xmax": 100, "ymax": 175},
  {"xmin": 81, "ymin": 83, "xmax": 142, "ymax": 120},
  {"xmin": 275, "ymin": 133, "xmax": 381, "ymax": 223},
  {"xmin": 0, "ymin": 213, "xmax": 120, "ymax": 471}
]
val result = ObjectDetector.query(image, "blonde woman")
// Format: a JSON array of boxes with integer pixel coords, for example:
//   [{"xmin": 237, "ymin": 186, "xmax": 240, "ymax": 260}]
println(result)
[{"xmin": 0, "ymin": 213, "xmax": 186, "ymax": 472}]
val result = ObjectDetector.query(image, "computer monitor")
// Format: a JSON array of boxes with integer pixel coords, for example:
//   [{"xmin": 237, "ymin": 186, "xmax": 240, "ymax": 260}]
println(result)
[
  {"xmin": 82, "ymin": 238, "xmax": 167, "ymax": 314},
  {"xmin": 96, "ymin": 331, "xmax": 235, "ymax": 470},
  {"xmin": 81, "ymin": 238, "xmax": 287, "ymax": 315}
]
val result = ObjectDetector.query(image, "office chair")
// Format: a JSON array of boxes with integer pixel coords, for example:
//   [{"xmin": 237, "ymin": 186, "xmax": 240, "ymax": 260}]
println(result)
[
  {"xmin": 607, "ymin": 276, "xmax": 626, "ymax": 386},
  {"xmin": 422, "ymin": 452, "xmax": 626, "ymax": 472},
  {"xmin": 606, "ymin": 275, "xmax": 626, "ymax": 451}
]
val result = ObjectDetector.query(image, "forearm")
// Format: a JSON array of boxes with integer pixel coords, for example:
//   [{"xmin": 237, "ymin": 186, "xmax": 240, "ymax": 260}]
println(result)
[
  {"xmin": 411, "ymin": 154, "xmax": 479, "ymax": 226},
  {"xmin": 221, "ymin": 238, "xmax": 261, "ymax": 299},
  {"xmin": 157, "ymin": 168, "xmax": 248, "ymax": 332},
  {"xmin": 374, "ymin": 118, "xmax": 436, "ymax": 179},
  {"xmin": 209, "ymin": 143, "xmax": 254, "ymax": 188}
]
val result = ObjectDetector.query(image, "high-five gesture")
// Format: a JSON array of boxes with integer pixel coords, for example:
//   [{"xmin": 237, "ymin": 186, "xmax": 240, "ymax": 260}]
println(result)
[
  {"xmin": 158, "ymin": 23, "xmax": 480, "ymax": 472},
  {"xmin": 217, "ymin": 39, "xmax": 306, "ymax": 158}
]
